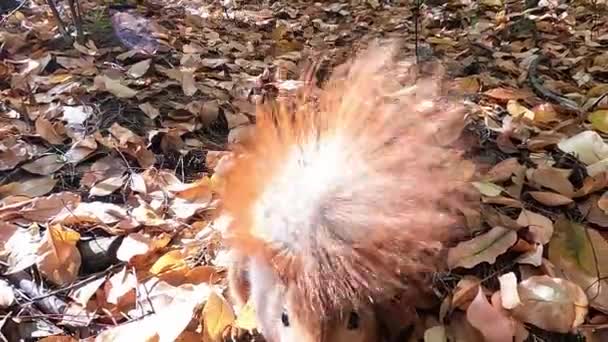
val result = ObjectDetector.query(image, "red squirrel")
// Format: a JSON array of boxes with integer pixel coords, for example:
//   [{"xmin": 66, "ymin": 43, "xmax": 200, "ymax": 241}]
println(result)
[{"xmin": 219, "ymin": 42, "xmax": 468, "ymax": 342}]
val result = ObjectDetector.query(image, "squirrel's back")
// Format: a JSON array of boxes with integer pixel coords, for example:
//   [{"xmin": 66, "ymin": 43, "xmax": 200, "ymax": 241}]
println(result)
[{"xmin": 222, "ymin": 43, "xmax": 468, "ymax": 316}]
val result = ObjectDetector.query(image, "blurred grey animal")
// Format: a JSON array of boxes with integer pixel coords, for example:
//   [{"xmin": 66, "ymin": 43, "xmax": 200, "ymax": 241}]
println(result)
[{"xmin": 46, "ymin": 0, "xmax": 84, "ymax": 42}]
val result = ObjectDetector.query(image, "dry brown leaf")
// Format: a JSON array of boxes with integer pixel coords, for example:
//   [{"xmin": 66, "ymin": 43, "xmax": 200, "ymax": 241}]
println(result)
[
  {"xmin": 182, "ymin": 68, "xmax": 198, "ymax": 96},
  {"xmin": 548, "ymin": 218, "xmax": 608, "ymax": 313},
  {"xmin": 36, "ymin": 224, "xmax": 82, "ymax": 286},
  {"xmin": 127, "ymin": 59, "xmax": 152, "ymax": 78},
  {"xmin": 466, "ymin": 286, "xmax": 515, "ymax": 342},
  {"xmin": 52, "ymin": 202, "xmax": 128, "ymax": 225},
  {"xmin": 528, "ymin": 191, "xmax": 574, "ymax": 206},
  {"xmin": 0, "ymin": 176, "xmax": 57, "ymax": 198},
  {"xmin": 21, "ymin": 154, "xmax": 66, "ymax": 175},
  {"xmin": 95, "ymin": 74, "xmax": 138, "ymax": 98},
  {"xmin": 531, "ymin": 103, "xmax": 559, "ymax": 123},
  {"xmin": 70, "ymin": 276, "xmax": 106, "ymax": 307},
  {"xmin": 65, "ymin": 137, "xmax": 97, "ymax": 164},
  {"xmin": 139, "ymin": 102, "xmax": 161, "ymax": 119},
  {"xmin": 452, "ymin": 276, "xmax": 482, "ymax": 310},
  {"xmin": 89, "ymin": 175, "xmax": 127, "ymax": 197},
  {"xmin": 526, "ymin": 167, "xmax": 574, "ymax": 197},
  {"xmin": 510, "ymin": 276, "xmax": 588, "ymax": 333},
  {"xmin": 21, "ymin": 192, "xmax": 80, "ymax": 222},
  {"xmin": 516, "ymin": 209, "xmax": 553, "ymax": 244},
  {"xmin": 35, "ymin": 117, "xmax": 65, "ymax": 144},
  {"xmin": 484, "ymin": 158, "xmax": 524, "ymax": 183},
  {"xmin": 484, "ymin": 87, "xmax": 532, "ymax": 102},
  {"xmin": 98, "ymin": 280, "xmax": 211, "ymax": 342},
  {"xmin": 447, "ymin": 226, "xmax": 518, "ymax": 269},
  {"xmin": 0, "ymin": 140, "xmax": 30, "ymax": 171}
]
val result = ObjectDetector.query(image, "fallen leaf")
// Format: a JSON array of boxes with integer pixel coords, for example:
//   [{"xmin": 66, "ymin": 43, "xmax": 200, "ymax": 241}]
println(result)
[
  {"xmin": 498, "ymin": 272, "xmax": 520, "ymax": 310},
  {"xmin": 36, "ymin": 117, "xmax": 65, "ymax": 144},
  {"xmin": 70, "ymin": 277, "xmax": 106, "ymax": 307},
  {"xmin": 202, "ymin": 291, "xmax": 236, "ymax": 342},
  {"xmin": 127, "ymin": 59, "xmax": 151, "ymax": 78},
  {"xmin": 21, "ymin": 155, "xmax": 66, "ymax": 175},
  {"xmin": 557, "ymin": 130, "xmax": 608, "ymax": 165},
  {"xmin": 97, "ymin": 280, "xmax": 211, "ymax": 342},
  {"xmin": 548, "ymin": 218, "xmax": 608, "ymax": 313},
  {"xmin": 139, "ymin": 102, "xmax": 160, "ymax": 119},
  {"xmin": 233, "ymin": 299, "xmax": 258, "ymax": 331},
  {"xmin": 526, "ymin": 166, "xmax": 574, "ymax": 197},
  {"xmin": 96, "ymin": 75, "xmax": 138, "ymax": 98},
  {"xmin": 447, "ymin": 226, "xmax": 518, "ymax": 269},
  {"xmin": 507, "ymin": 100, "xmax": 534, "ymax": 120},
  {"xmin": 510, "ymin": 276, "xmax": 588, "ymax": 333},
  {"xmin": 424, "ymin": 325, "xmax": 447, "ymax": 342},
  {"xmin": 53, "ymin": 202, "xmax": 128, "ymax": 225},
  {"xmin": 484, "ymin": 87, "xmax": 531, "ymax": 102},
  {"xmin": 62, "ymin": 105, "xmax": 92, "ymax": 126},
  {"xmin": 116, "ymin": 233, "xmax": 154, "ymax": 262},
  {"xmin": 484, "ymin": 158, "xmax": 524, "ymax": 183},
  {"xmin": 36, "ymin": 224, "xmax": 82, "ymax": 286},
  {"xmin": 21, "ymin": 192, "xmax": 81, "ymax": 222},
  {"xmin": 472, "ymin": 181, "xmax": 505, "ymax": 197},
  {"xmin": 528, "ymin": 191, "xmax": 574, "ymax": 206},
  {"xmin": 0, "ymin": 279, "xmax": 15, "ymax": 308},
  {"xmin": 89, "ymin": 175, "xmax": 127, "ymax": 197},
  {"xmin": 516, "ymin": 209, "xmax": 554, "ymax": 244},
  {"xmin": 466, "ymin": 286, "xmax": 514, "ymax": 342},
  {"xmin": 0, "ymin": 177, "xmax": 57, "ymax": 198}
]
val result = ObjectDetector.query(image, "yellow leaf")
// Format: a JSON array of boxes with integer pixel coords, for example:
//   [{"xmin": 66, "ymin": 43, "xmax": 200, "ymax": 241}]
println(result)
[
  {"xmin": 234, "ymin": 299, "xmax": 258, "ymax": 331},
  {"xmin": 589, "ymin": 110, "xmax": 608, "ymax": 133},
  {"xmin": 472, "ymin": 181, "xmax": 505, "ymax": 197},
  {"xmin": 36, "ymin": 224, "xmax": 81, "ymax": 285},
  {"xmin": 202, "ymin": 291, "xmax": 236, "ymax": 342},
  {"xmin": 507, "ymin": 100, "xmax": 534, "ymax": 120},
  {"xmin": 150, "ymin": 250, "xmax": 187, "ymax": 275}
]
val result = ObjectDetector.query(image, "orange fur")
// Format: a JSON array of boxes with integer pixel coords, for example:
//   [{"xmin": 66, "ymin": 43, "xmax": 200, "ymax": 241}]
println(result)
[{"xmin": 221, "ymin": 42, "xmax": 469, "ymax": 333}]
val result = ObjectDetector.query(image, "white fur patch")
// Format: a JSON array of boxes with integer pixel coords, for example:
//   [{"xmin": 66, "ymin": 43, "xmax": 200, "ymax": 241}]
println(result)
[{"xmin": 251, "ymin": 134, "xmax": 355, "ymax": 251}]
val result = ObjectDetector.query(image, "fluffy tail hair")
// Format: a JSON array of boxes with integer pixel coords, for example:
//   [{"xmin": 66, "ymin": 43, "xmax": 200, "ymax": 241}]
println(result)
[{"xmin": 222, "ymin": 42, "xmax": 470, "ymax": 315}]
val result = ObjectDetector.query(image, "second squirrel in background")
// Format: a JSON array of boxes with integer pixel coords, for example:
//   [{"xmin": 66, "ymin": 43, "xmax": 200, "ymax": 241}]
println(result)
[{"xmin": 220, "ymin": 42, "xmax": 471, "ymax": 342}]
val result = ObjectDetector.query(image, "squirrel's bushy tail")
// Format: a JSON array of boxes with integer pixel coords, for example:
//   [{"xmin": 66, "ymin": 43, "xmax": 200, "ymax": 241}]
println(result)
[{"xmin": 222, "ymin": 42, "xmax": 471, "ymax": 315}]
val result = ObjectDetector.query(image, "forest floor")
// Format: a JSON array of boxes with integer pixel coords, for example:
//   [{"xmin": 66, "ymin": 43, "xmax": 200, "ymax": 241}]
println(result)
[{"xmin": 2, "ymin": 0, "xmax": 608, "ymax": 341}]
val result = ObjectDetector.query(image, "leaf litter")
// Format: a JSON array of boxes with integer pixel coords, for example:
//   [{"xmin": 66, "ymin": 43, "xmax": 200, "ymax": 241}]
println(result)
[{"xmin": 2, "ymin": 0, "xmax": 608, "ymax": 341}]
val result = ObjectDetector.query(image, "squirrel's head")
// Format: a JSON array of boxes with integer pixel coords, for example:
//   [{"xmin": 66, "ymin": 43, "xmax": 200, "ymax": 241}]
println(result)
[{"xmin": 247, "ymin": 256, "xmax": 380, "ymax": 342}]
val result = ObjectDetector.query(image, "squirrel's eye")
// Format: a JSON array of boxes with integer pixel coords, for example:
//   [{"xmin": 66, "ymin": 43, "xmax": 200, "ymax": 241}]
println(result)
[
  {"xmin": 347, "ymin": 311, "xmax": 360, "ymax": 330},
  {"xmin": 281, "ymin": 311, "xmax": 290, "ymax": 327}
]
